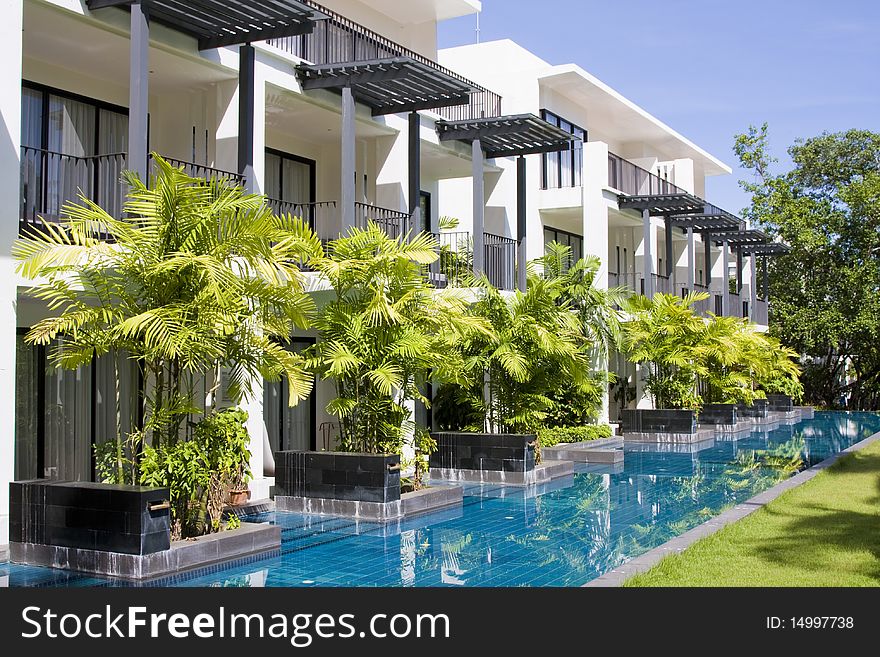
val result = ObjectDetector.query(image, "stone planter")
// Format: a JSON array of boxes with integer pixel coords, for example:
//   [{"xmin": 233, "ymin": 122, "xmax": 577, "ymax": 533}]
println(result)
[
  {"xmin": 427, "ymin": 432, "xmax": 570, "ymax": 485},
  {"xmin": 273, "ymin": 451, "xmax": 463, "ymax": 522},
  {"xmin": 274, "ymin": 451, "xmax": 401, "ymax": 504},
  {"xmin": 620, "ymin": 409, "xmax": 715, "ymax": 444},
  {"xmin": 737, "ymin": 399, "xmax": 769, "ymax": 418},
  {"xmin": 9, "ymin": 480, "xmax": 281, "ymax": 580},
  {"xmin": 698, "ymin": 403, "xmax": 738, "ymax": 425},
  {"xmin": 766, "ymin": 394, "xmax": 794, "ymax": 411}
]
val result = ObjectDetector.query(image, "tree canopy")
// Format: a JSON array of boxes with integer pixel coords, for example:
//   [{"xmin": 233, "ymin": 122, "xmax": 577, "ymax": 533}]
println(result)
[{"xmin": 734, "ymin": 126, "xmax": 880, "ymax": 408}]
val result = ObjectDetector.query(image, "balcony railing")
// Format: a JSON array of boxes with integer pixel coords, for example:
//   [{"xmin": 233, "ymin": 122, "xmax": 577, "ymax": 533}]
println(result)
[
  {"xmin": 20, "ymin": 146, "xmax": 127, "ymax": 234},
  {"xmin": 266, "ymin": 0, "xmax": 501, "ymax": 121},
  {"xmin": 679, "ymin": 283, "xmax": 711, "ymax": 316},
  {"xmin": 608, "ymin": 271, "xmax": 642, "ymax": 294},
  {"xmin": 485, "ymin": 233, "xmax": 516, "ymax": 291},
  {"xmin": 607, "ymin": 152, "xmax": 683, "ymax": 197},
  {"xmin": 355, "ymin": 202, "xmax": 409, "ymax": 238},
  {"xmin": 432, "ymin": 231, "xmax": 473, "ymax": 288},
  {"xmin": 652, "ymin": 273, "xmax": 672, "ymax": 295},
  {"xmin": 158, "ymin": 156, "xmax": 245, "ymax": 187},
  {"xmin": 754, "ymin": 299, "xmax": 769, "ymax": 325},
  {"xmin": 267, "ymin": 198, "xmax": 338, "ymax": 235}
]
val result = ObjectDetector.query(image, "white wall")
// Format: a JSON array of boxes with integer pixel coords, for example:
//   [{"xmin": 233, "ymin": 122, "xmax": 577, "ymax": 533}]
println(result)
[{"xmin": 0, "ymin": 0, "xmax": 23, "ymax": 546}]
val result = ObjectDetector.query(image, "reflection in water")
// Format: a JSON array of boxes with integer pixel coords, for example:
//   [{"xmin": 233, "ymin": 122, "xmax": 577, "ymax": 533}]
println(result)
[{"xmin": 4, "ymin": 412, "xmax": 880, "ymax": 588}]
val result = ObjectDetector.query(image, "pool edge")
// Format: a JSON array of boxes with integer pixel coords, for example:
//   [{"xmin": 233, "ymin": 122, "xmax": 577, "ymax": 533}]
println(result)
[{"xmin": 582, "ymin": 426, "xmax": 880, "ymax": 588}]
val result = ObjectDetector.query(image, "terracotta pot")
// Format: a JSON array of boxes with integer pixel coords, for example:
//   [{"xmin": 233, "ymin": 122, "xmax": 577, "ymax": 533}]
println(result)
[{"xmin": 228, "ymin": 490, "xmax": 251, "ymax": 506}]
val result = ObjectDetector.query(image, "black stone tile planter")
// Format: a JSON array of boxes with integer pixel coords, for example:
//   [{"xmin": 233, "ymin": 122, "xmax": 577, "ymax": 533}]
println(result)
[
  {"xmin": 274, "ymin": 451, "xmax": 462, "ymax": 522},
  {"xmin": 427, "ymin": 432, "xmax": 571, "ymax": 485},
  {"xmin": 8, "ymin": 480, "xmax": 280, "ymax": 580},
  {"xmin": 620, "ymin": 409, "xmax": 715, "ymax": 444},
  {"xmin": 698, "ymin": 404, "xmax": 738, "ymax": 426},
  {"xmin": 737, "ymin": 399, "xmax": 769, "ymax": 418},
  {"xmin": 766, "ymin": 394, "xmax": 794, "ymax": 411}
]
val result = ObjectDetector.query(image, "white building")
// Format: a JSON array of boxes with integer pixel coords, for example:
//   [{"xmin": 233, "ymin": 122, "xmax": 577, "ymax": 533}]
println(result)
[{"xmin": 0, "ymin": 0, "xmax": 776, "ymax": 545}]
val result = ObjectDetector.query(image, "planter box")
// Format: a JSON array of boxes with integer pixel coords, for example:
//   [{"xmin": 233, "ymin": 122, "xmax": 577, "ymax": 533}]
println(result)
[
  {"xmin": 274, "ymin": 451, "xmax": 400, "ymax": 504},
  {"xmin": 698, "ymin": 404, "xmax": 738, "ymax": 425},
  {"xmin": 10, "ymin": 480, "xmax": 171, "ymax": 555},
  {"xmin": 766, "ymin": 394, "xmax": 794, "ymax": 411},
  {"xmin": 429, "ymin": 432, "xmax": 536, "ymax": 473},
  {"xmin": 620, "ymin": 409, "xmax": 697, "ymax": 434},
  {"xmin": 9, "ymin": 480, "xmax": 281, "ymax": 580},
  {"xmin": 737, "ymin": 399, "xmax": 769, "ymax": 418}
]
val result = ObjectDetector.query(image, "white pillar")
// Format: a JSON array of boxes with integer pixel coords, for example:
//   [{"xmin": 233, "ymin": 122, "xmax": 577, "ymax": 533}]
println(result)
[
  {"xmin": 642, "ymin": 209, "xmax": 653, "ymax": 296},
  {"xmin": 341, "ymin": 86, "xmax": 356, "ymax": 232},
  {"xmin": 128, "ymin": 2, "xmax": 149, "ymax": 182},
  {"xmin": 0, "ymin": 0, "xmax": 22, "ymax": 546},
  {"xmin": 721, "ymin": 238, "xmax": 730, "ymax": 316},
  {"xmin": 687, "ymin": 227, "xmax": 695, "ymax": 290},
  {"xmin": 750, "ymin": 254, "xmax": 758, "ymax": 321},
  {"xmin": 472, "ymin": 139, "xmax": 485, "ymax": 275}
]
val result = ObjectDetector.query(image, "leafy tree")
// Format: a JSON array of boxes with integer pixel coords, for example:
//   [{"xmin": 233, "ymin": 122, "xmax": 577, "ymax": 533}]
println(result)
[
  {"xmin": 622, "ymin": 292, "xmax": 707, "ymax": 409},
  {"xmin": 734, "ymin": 126, "xmax": 880, "ymax": 408},
  {"xmin": 307, "ymin": 224, "xmax": 488, "ymax": 464},
  {"xmin": 14, "ymin": 156, "xmax": 318, "ymax": 532},
  {"xmin": 436, "ymin": 275, "xmax": 593, "ymax": 433}
]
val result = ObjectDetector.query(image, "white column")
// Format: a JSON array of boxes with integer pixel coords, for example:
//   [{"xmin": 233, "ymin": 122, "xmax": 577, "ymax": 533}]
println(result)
[
  {"xmin": 642, "ymin": 209, "xmax": 653, "ymax": 296},
  {"xmin": 750, "ymin": 253, "xmax": 758, "ymax": 322},
  {"xmin": 721, "ymin": 238, "xmax": 730, "ymax": 316},
  {"xmin": 128, "ymin": 2, "xmax": 149, "ymax": 182},
  {"xmin": 0, "ymin": 0, "xmax": 22, "ymax": 546},
  {"xmin": 687, "ymin": 227, "xmax": 695, "ymax": 290},
  {"xmin": 472, "ymin": 139, "xmax": 485, "ymax": 275},
  {"xmin": 341, "ymin": 86, "xmax": 356, "ymax": 232}
]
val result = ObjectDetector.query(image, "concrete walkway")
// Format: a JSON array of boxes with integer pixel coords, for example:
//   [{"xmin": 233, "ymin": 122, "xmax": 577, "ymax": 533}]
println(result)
[{"xmin": 583, "ymin": 429, "xmax": 880, "ymax": 587}]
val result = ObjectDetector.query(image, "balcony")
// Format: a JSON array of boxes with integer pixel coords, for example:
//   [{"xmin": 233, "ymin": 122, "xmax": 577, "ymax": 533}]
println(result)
[
  {"xmin": 607, "ymin": 152, "xmax": 682, "ymax": 197},
  {"xmin": 754, "ymin": 298, "xmax": 769, "ymax": 325},
  {"xmin": 354, "ymin": 202, "xmax": 409, "ymax": 239},
  {"xmin": 266, "ymin": 0, "xmax": 501, "ymax": 121},
  {"xmin": 21, "ymin": 147, "xmax": 246, "ymax": 235}
]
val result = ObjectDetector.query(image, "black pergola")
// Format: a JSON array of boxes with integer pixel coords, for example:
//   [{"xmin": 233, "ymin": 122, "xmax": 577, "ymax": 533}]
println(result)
[
  {"xmin": 436, "ymin": 114, "xmax": 580, "ymax": 291},
  {"xmin": 87, "ymin": 0, "xmax": 328, "ymax": 190},
  {"xmin": 669, "ymin": 212, "xmax": 743, "ymax": 233},
  {"xmin": 617, "ymin": 192, "xmax": 706, "ymax": 216},
  {"xmin": 297, "ymin": 57, "xmax": 478, "ymax": 116},
  {"xmin": 295, "ymin": 56, "xmax": 482, "ymax": 235},
  {"xmin": 87, "ymin": 0, "xmax": 326, "ymax": 50},
  {"xmin": 435, "ymin": 114, "xmax": 577, "ymax": 158},
  {"xmin": 740, "ymin": 242, "xmax": 791, "ymax": 256}
]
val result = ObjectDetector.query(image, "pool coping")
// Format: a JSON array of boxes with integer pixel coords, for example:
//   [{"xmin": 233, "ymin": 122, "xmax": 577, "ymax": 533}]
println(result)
[{"xmin": 582, "ymin": 425, "xmax": 880, "ymax": 587}]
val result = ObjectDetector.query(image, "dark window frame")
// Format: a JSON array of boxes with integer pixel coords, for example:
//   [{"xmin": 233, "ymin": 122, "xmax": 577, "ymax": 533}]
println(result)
[
  {"xmin": 540, "ymin": 109, "xmax": 586, "ymax": 190},
  {"xmin": 265, "ymin": 147, "xmax": 316, "ymax": 204}
]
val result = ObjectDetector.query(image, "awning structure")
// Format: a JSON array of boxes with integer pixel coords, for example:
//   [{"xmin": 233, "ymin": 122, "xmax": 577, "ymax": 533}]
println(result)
[
  {"xmin": 436, "ymin": 114, "xmax": 580, "ymax": 291},
  {"xmin": 716, "ymin": 229, "xmax": 769, "ymax": 247},
  {"xmin": 740, "ymin": 242, "xmax": 791, "ymax": 256},
  {"xmin": 669, "ymin": 212, "xmax": 743, "ymax": 233},
  {"xmin": 296, "ymin": 57, "xmax": 478, "ymax": 116},
  {"xmin": 436, "ymin": 114, "xmax": 579, "ymax": 158},
  {"xmin": 86, "ymin": 0, "xmax": 327, "ymax": 50},
  {"xmin": 617, "ymin": 192, "xmax": 706, "ymax": 216}
]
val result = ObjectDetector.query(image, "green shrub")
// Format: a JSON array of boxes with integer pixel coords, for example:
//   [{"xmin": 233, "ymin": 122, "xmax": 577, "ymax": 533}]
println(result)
[
  {"xmin": 139, "ymin": 408, "xmax": 251, "ymax": 540},
  {"xmin": 537, "ymin": 424, "xmax": 613, "ymax": 448}
]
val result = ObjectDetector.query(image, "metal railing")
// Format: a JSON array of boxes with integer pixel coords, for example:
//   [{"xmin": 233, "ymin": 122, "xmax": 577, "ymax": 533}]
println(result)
[
  {"xmin": 653, "ymin": 273, "xmax": 673, "ymax": 295},
  {"xmin": 608, "ymin": 271, "xmax": 642, "ymax": 294},
  {"xmin": 607, "ymin": 152, "xmax": 683, "ymax": 196},
  {"xmin": 484, "ymin": 233, "xmax": 516, "ymax": 291},
  {"xmin": 754, "ymin": 299, "xmax": 769, "ymax": 325},
  {"xmin": 158, "ymin": 156, "xmax": 245, "ymax": 187},
  {"xmin": 266, "ymin": 1, "xmax": 501, "ymax": 121},
  {"xmin": 730, "ymin": 292, "xmax": 741, "ymax": 318},
  {"xmin": 432, "ymin": 231, "xmax": 473, "ymax": 288},
  {"xmin": 679, "ymin": 283, "xmax": 711, "ymax": 316},
  {"xmin": 355, "ymin": 202, "xmax": 409, "ymax": 239},
  {"xmin": 20, "ymin": 146, "xmax": 127, "ymax": 234}
]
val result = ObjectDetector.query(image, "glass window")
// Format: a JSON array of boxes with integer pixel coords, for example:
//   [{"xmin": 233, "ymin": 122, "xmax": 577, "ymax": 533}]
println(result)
[
  {"xmin": 264, "ymin": 150, "xmax": 314, "ymax": 203},
  {"xmin": 264, "ymin": 340, "xmax": 315, "ymax": 469},
  {"xmin": 543, "ymin": 226, "xmax": 584, "ymax": 272},
  {"xmin": 540, "ymin": 110, "xmax": 586, "ymax": 189}
]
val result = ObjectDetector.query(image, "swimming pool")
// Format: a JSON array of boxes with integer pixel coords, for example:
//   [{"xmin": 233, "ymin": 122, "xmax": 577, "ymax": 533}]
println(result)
[{"xmin": 4, "ymin": 412, "xmax": 879, "ymax": 587}]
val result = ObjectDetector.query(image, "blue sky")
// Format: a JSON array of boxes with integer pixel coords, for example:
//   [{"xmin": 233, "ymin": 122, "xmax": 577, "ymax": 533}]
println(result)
[{"xmin": 438, "ymin": 0, "xmax": 880, "ymax": 216}]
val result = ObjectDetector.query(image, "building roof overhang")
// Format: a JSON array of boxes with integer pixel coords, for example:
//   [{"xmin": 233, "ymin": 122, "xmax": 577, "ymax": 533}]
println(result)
[
  {"xmin": 296, "ymin": 57, "xmax": 479, "ymax": 116},
  {"xmin": 86, "ymin": 0, "xmax": 328, "ymax": 50},
  {"xmin": 436, "ymin": 114, "xmax": 579, "ymax": 158}
]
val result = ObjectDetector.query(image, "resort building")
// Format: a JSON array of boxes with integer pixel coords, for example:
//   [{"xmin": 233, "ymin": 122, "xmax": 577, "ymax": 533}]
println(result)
[{"xmin": 0, "ymin": 0, "xmax": 779, "ymax": 544}]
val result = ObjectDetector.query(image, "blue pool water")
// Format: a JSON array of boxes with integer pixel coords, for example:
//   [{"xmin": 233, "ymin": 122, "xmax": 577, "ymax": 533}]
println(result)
[{"xmin": 4, "ymin": 412, "xmax": 879, "ymax": 587}]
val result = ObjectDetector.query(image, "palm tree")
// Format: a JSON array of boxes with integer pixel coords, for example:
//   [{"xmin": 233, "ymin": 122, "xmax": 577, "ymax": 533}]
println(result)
[
  {"xmin": 14, "ymin": 155, "xmax": 321, "ymax": 480},
  {"xmin": 623, "ymin": 292, "xmax": 708, "ymax": 409},
  {"xmin": 307, "ymin": 223, "xmax": 490, "ymax": 462}
]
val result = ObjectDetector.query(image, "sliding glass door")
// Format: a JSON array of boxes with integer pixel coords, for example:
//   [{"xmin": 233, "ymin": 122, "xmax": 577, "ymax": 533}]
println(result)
[{"xmin": 263, "ymin": 340, "xmax": 316, "ymax": 463}]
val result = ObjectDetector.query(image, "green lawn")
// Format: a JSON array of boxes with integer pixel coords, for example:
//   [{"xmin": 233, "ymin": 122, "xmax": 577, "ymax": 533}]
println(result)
[{"xmin": 624, "ymin": 440, "xmax": 880, "ymax": 587}]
